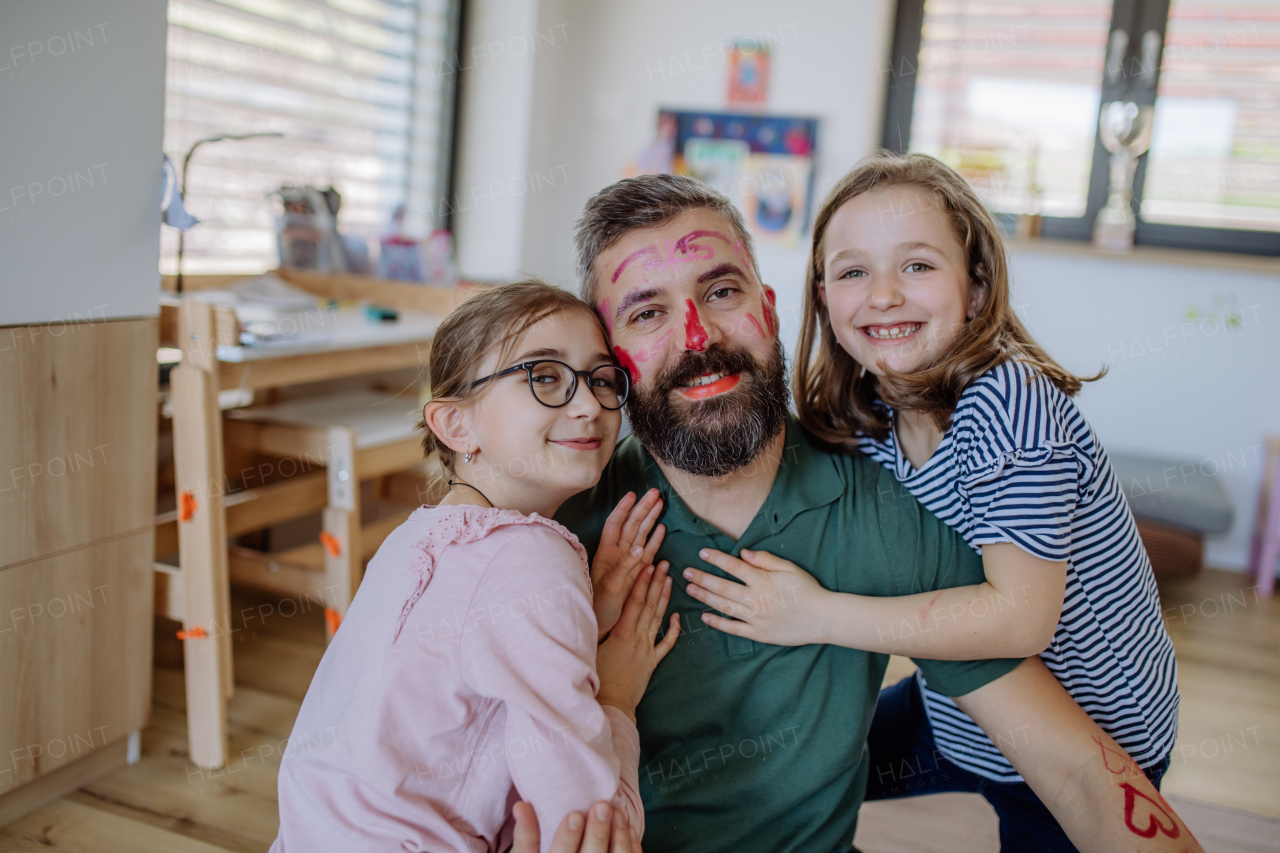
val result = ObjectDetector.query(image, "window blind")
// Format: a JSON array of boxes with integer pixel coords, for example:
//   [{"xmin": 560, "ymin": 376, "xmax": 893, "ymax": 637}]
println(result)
[
  {"xmin": 160, "ymin": 0, "xmax": 459, "ymax": 275},
  {"xmin": 1142, "ymin": 0, "xmax": 1280, "ymax": 232},
  {"xmin": 907, "ymin": 0, "xmax": 1114, "ymax": 218}
]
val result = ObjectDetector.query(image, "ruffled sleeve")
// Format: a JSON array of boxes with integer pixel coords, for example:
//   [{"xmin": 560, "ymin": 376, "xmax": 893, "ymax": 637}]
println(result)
[
  {"xmin": 953, "ymin": 363, "xmax": 1098, "ymax": 562},
  {"xmin": 393, "ymin": 507, "xmax": 588, "ymax": 643}
]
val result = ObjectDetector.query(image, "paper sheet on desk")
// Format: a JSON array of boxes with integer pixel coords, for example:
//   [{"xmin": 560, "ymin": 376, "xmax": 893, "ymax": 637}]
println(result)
[
  {"xmin": 239, "ymin": 315, "xmax": 336, "ymax": 348},
  {"xmin": 228, "ymin": 273, "xmax": 319, "ymax": 311},
  {"xmin": 187, "ymin": 273, "xmax": 336, "ymax": 349}
]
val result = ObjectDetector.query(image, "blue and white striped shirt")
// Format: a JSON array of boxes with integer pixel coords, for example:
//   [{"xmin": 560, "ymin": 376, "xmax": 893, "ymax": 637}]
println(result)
[{"xmin": 858, "ymin": 360, "xmax": 1179, "ymax": 782}]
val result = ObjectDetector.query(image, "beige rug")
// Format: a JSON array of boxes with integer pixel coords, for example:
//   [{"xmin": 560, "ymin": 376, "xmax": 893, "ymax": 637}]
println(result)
[{"xmin": 853, "ymin": 792, "xmax": 1280, "ymax": 852}]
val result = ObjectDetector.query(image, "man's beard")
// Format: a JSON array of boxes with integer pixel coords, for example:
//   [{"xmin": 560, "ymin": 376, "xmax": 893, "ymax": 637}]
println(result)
[{"xmin": 625, "ymin": 338, "xmax": 789, "ymax": 478}]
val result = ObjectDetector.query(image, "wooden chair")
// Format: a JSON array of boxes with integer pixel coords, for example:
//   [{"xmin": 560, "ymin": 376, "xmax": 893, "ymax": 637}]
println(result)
[
  {"xmin": 222, "ymin": 388, "xmax": 436, "ymax": 637},
  {"xmin": 154, "ymin": 279, "xmax": 473, "ymax": 769}
]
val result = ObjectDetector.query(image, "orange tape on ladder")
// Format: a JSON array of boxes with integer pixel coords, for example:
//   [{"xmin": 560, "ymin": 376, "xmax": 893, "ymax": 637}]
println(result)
[
  {"xmin": 176, "ymin": 625, "xmax": 207, "ymax": 640},
  {"xmin": 178, "ymin": 491, "xmax": 197, "ymax": 521},
  {"xmin": 325, "ymin": 607, "xmax": 342, "ymax": 634},
  {"xmin": 319, "ymin": 531, "xmax": 341, "ymax": 557}
]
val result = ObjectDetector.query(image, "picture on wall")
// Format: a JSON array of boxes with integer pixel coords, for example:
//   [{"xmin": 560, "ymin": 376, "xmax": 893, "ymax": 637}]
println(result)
[{"xmin": 658, "ymin": 109, "xmax": 819, "ymax": 248}]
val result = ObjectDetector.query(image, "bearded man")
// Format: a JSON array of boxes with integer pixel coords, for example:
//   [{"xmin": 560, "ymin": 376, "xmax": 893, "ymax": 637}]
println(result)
[{"xmin": 550, "ymin": 174, "xmax": 1198, "ymax": 853}]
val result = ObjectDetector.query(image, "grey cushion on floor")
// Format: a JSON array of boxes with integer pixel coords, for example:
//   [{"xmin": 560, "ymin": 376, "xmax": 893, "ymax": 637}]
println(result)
[{"xmin": 1108, "ymin": 452, "xmax": 1234, "ymax": 535}]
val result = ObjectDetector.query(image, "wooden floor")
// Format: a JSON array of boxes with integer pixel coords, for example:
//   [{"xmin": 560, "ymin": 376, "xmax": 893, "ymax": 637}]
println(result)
[{"xmin": 3, "ymin": 569, "xmax": 1278, "ymax": 851}]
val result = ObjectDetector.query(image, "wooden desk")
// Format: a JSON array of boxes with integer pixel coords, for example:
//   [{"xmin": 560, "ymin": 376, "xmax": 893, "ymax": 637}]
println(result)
[{"xmin": 159, "ymin": 272, "xmax": 474, "ymax": 768}]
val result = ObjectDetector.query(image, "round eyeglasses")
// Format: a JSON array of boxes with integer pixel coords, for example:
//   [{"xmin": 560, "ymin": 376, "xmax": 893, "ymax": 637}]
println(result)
[{"xmin": 470, "ymin": 359, "xmax": 630, "ymax": 410}]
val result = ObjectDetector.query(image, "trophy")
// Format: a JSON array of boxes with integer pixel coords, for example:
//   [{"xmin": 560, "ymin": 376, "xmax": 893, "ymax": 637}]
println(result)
[{"xmin": 1093, "ymin": 101, "xmax": 1154, "ymax": 252}]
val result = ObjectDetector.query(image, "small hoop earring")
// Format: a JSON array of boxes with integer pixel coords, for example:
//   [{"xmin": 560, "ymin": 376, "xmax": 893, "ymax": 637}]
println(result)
[{"xmin": 463, "ymin": 451, "xmax": 473, "ymax": 464}]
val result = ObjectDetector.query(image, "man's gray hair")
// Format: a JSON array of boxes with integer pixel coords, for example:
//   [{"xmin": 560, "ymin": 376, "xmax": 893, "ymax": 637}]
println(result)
[{"xmin": 573, "ymin": 173, "xmax": 762, "ymax": 308}]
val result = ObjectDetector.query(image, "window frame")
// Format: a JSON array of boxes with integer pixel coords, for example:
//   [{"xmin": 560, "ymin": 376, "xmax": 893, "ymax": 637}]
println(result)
[{"xmin": 881, "ymin": 0, "xmax": 1280, "ymax": 257}]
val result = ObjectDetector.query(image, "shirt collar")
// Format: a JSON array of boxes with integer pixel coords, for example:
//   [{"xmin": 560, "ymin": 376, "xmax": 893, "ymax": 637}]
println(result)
[{"xmin": 643, "ymin": 414, "xmax": 846, "ymax": 540}]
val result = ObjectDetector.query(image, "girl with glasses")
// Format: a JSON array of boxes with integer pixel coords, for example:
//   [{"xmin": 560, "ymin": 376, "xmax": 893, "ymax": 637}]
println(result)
[{"xmin": 272, "ymin": 280, "xmax": 678, "ymax": 853}]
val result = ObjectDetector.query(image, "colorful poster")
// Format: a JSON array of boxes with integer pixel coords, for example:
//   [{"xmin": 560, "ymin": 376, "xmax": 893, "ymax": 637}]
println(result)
[
  {"xmin": 659, "ymin": 109, "xmax": 820, "ymax": 245},
  {"xmin": 683, "ymin": 138, "xmax": 751, "ymax": 206},
  {"xmin": 727, "ymin": 41, "xmax": 771, "ymax": 105},
  {"xmin": 743, "ymin": 154, "xmax": 811, "ymax": 248}
]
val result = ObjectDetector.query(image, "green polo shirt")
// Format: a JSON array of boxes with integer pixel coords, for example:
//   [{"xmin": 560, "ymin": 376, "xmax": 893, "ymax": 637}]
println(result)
[{"xmin": 555, "ymin": 415, "xmax": 1021, "ymax": 853}]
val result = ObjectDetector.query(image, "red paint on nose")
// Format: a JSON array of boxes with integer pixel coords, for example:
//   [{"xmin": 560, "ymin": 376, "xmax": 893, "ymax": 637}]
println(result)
[
  {"xmin": 613, "ymin": 346, "xmax": 640, "ymax": 383},
  {"xmin": 761, "ymin": 294, "xmax": 777, "ymax": 337},
  {"xmin": 684, "ymin": 300, "xmax": 709, "ymax": 351}
]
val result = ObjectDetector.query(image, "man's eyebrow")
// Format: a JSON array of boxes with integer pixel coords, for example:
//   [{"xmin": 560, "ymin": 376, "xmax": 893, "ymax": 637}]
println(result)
[
  {"xmin": 697, "ymin": 263, "xmax": 747, "ymax": 284},
  {"xmin": 615, "ymin": 286, "xmax": 664, "ymax": 319},
  {"xmin": 612, "ymin": 245, "xmax": 660, "ymax": 283}
]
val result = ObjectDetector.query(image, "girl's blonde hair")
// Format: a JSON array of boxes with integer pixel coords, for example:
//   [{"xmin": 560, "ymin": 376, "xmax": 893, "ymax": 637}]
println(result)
[
  {"xmin": 794, "ymin": 152, "xmax": 1100, "ymax": 450},
  {"xmin": 419, "ymin": 280, "xmax": 603, "ymax": 472}
]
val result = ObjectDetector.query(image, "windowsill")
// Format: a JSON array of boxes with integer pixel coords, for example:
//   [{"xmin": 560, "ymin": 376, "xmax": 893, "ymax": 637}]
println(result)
[{"xmin": 1005, "ymin": 237, "xmax": 1280, "ymax": 276}]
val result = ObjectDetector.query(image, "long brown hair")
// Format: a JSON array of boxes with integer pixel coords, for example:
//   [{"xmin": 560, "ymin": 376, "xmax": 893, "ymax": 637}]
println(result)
[
  {"xmin": 794, "ymin": 152, "xmax": 1100, "ymax": 450},
  {"xmin": 418, "ymin": 280, "xmax": 603, "ymax": 472}
]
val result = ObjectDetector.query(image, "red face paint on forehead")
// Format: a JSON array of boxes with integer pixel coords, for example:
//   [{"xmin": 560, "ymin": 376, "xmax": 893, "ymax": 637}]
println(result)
[
  {"xmin": 612, "ymin": 246, "xmax": 660, "ymax": 283},
  {"xmin": 684, "ymin": 300, "xmax": 708, "ymax": 352},
  {"xmin": 613, "ymin": 346, "xmax": 640, "ymax": 383},
  {"xmin": 673, "ymin": 229, "xmax": 730, "ymax": 258},
  {"xmin": 731, "ymin": 239, "xmax": 751, "ymax": 273}
]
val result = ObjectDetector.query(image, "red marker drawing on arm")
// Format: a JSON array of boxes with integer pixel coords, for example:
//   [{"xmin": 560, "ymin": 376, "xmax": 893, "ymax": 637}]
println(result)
[
  {"xmin": 1121, "ymin": 784, "xmax": 1180, "ymax": 840},
  {"xmin": 1092, "ymin": 736, "xmax": 1194, "ymax": 845}
]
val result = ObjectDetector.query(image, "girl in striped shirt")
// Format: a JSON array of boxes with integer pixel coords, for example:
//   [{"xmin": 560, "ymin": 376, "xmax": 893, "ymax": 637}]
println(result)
[{"xmin": 683, "ymin": 153, "xmax": 1179, "ymax": 851}]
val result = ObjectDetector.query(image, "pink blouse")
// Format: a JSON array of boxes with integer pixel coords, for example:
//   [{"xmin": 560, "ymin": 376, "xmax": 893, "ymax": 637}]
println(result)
[{"xmin": 271, "ymin": 505, "xmax": 643, "ymax": 853}]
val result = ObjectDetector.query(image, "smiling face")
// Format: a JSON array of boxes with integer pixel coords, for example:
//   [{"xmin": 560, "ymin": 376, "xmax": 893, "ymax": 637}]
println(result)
[
  {"xmin": 462, "ymin": 308, "xmax": 622, "ymax": 510},
  {"xmin": 592, "ymin": 208, "xmax": 788, "ymax": 477},
  {"xmin": 820, "ymin": 185, "xmax": 979, "ymax": 377}
]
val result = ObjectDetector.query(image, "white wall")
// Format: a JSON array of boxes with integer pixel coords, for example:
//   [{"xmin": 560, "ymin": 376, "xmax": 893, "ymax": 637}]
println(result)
[
  {"xmin": 450, "ymin": 0, "xmax": 542, "ymax": 279},
  {"xmin": 0, "ymin": 1, "xmax": 168, "ymax": 326},
  {"xmin": 456, "ymin": 0, "xmax": 895, "ymax": 350},
  {"xmin": 1009, "ymin": 246, "xmax": 1279, "ymax": 570}
]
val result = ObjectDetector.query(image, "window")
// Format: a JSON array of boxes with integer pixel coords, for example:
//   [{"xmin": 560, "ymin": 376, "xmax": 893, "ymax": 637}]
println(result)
[
  {"xmin": 1141, "ymin": 1, "xmax": 1280, "ymax": 233},
  {"xmin": 883, "ymin": 0, "xmax": 1280, "ymax": 255},
  {"xmin": 905, "ymin": 0, "xmax": 1114, "ymax": 219},
  {"xmin": 161, "ymin": 0, "xmax": 462, "ymax": 276}
]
